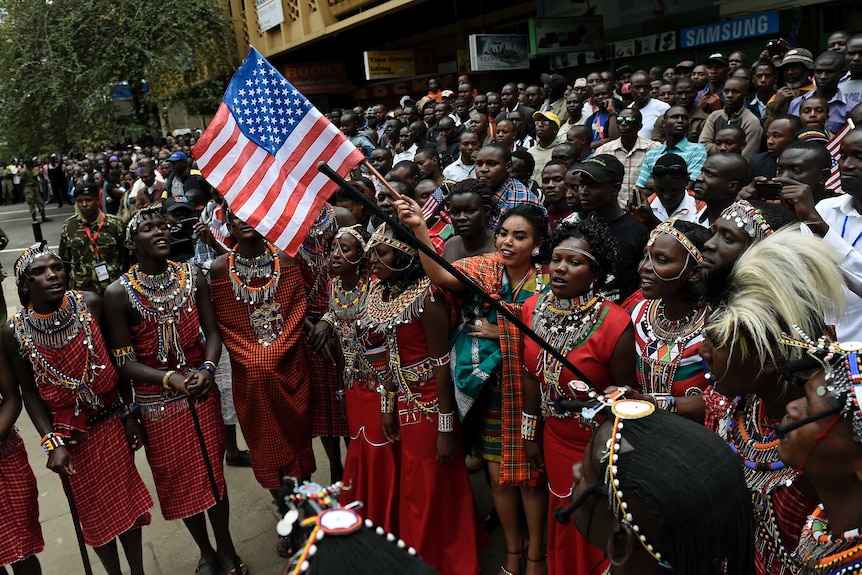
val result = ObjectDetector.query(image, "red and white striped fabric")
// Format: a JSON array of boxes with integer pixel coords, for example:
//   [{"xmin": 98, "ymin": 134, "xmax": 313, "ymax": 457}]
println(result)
[
  {"xmin": 825, "ymin": 120, "xmax": 855, "ymax": 193},
  {"xmin": 192, "ymin": 48, "xmax": 364, "ymax": 256}
]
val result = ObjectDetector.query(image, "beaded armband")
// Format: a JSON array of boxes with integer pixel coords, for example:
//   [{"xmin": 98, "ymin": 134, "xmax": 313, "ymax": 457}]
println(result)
[
  {"xmin": 162, "ymin": 370, "xmax": 177, "ymax": 390},
  {"xmin": 429, "ymin": 353, "xmax": 450, "ymax": 367},
  {"xmin": 521, "ymin": 412, "xmax": 538, "ymax": 441},
  {"xmin": 121, "ymin": 404, "xmax": 141, "ymax": 422},
  {"xmin": 111, "ymin": 345, "xmax": 137, "ymax": 366},
  {"xmin": 651, "ymin": 395, "xmax": 677, "ymax": 413},
  {"xmin": 41, "ymin": 432, "xmax": 66, "ymax": 454},
  {"xmin": 438, "ymin": 412, "xmax": 454, "ymax": 433}
]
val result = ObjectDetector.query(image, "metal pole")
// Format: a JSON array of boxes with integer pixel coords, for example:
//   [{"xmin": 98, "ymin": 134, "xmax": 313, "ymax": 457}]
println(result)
[{"xmin": 316, "ymin": 162, "xmax": 602, "ymax": 394}]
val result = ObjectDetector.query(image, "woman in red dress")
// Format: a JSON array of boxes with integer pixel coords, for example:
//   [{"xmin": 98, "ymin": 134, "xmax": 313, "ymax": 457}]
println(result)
[
  {"xmin": 360, "ymin": 224, "xmax": 480, "ymax": 575},
  {"xmin": 522, "ymin": 219, "xmax": 636, "ymax": 575}
]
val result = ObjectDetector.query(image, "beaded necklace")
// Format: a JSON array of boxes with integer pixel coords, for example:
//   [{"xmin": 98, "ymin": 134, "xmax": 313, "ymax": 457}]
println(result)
[
  {"xmin": 359, "ymin": 277, "xmax": 438, "ymax": 414},
  {"xmin": 638, "ymin": 299, "xmax": 706, "ymax": 394},
  {"xmin": 330, "ymin": 276, "xmax": 369, "ymax": 380},
  {"xmin": 724, "ymin": 395, "xmax": 800, "ymax": 575},
  {"xmin": 120, "ymin": 261, "xmax": 196, "ymax": 367},
  {"xmin": 13, "ymin": 292, "xmax": 105, "ymax": 414},
  {"xmin": 229, "ymin": 241, "xmax": 284, "ymax": 346},
  {"xmin": 795, "ymin": 506, "xmax": 862, "ymax": 575},
  {"xmin": 532, "ymin": 291, "xmax": 604, "ymax": 418},
  {"xmin": 299, "ymin": 204, "xmax": 337, "ymax": 306}
]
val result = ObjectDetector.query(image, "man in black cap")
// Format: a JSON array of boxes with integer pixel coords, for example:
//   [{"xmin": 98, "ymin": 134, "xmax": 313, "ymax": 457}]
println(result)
[
  {"xmin": 696, "ymin": 52, "xmax": 730, "ymax": 113},
  {"xmin": 58, "ymin": 182, "xmax": 127, "ymax": 295},
  {"xmin": 540, "ymin": 73, "xmax": 569, "ymax": 124},
  {"xmin": 572, "ymin": 154, "xmax": 648, "ymax": 303}
]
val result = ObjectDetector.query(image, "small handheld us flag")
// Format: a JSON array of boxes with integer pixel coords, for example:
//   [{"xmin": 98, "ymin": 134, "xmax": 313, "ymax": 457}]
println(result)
[{"xmin": 192, "ymin": 47, "xmax": 365, "ymax": 255}]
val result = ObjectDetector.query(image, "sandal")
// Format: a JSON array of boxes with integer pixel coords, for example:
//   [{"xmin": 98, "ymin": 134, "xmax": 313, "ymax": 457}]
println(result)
[
  {"xmin": 220, "ymin": 553, "xmax": 250, "ymax": 575},
  {"xmin": 195, "ymin": 557, "xmax": 219, "ymax": 575}
]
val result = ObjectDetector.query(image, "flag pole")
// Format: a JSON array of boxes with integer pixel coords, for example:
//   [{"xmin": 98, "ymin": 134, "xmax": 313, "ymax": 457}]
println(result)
[{"xmin": 317, "ymin": 161, "xmax": 603, "ymax": 394}]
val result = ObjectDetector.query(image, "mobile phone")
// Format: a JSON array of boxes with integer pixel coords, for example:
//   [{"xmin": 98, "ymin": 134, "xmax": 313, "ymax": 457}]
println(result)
[{"xmin": 755, "ymin": 181, "xmax": 782, "ymax": 201}]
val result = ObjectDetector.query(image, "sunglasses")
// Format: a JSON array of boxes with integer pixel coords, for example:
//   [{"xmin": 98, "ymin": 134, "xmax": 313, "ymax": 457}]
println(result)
[
  {"xmin": 652, "ymin": 164, "xmax": 687, "ymax": 178},
  {"xmin": 615, "ymin": 116, "xmax": 639, "ymax": 125}
]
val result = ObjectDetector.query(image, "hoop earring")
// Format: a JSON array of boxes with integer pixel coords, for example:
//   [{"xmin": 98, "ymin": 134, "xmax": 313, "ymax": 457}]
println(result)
[{"xmin": 532, "ymin": 247, "xmax": 540, "ymax": 257}]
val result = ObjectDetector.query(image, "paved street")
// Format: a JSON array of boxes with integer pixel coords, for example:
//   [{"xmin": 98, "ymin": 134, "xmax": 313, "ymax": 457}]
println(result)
[{"xmin": 0, "ymin": 201, "xmax": 503, "ymax": 574}]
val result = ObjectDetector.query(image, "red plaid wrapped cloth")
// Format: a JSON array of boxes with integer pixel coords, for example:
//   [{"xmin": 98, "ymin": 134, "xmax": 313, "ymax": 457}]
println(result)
[
  {"xmin": 210, "ymin": 263, "xmax": 316, "ymax": 489},
  {"xmin": 0, "ymin": 430, "xmax": 44, "ymax": 565},
  {"xmin": 453, "ymin": 253, "xmax": 542, "ymax": 487},
  {"xmin": 13, "ymin": 297, "xmax": 153, "ymax": 545},
  {"xmin": 128, "ymin": 281, "xmax": 226, "ymax": 520},
  {"xmin": 67, "ymin": 416, "xmax": 153, "ymax": 546}
]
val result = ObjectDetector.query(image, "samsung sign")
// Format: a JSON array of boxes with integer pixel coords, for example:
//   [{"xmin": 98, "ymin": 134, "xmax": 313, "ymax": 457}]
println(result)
[{"xmin": 681, "ymin": 11, "xmax": 779, "ymax": 49}]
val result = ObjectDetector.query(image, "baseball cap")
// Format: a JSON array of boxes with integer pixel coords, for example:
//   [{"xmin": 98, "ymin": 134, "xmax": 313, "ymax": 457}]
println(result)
[
  {"xmin": 572, "ymin": 155, "xmax": 625, "ymax": 184},
  {"xmin": 532, "ymin": 111, "xmax": 561, "ymax": 128},
  {"xmin": 705, "ymin": 53, "xmax": 729, "ymax": 66},
  {"xmin": 167, "ymin": 151, "xmax": 188, "ymax": 162},
  {"xmin": 779, "ymin": 48, "xmax": 814, "ymax": 70},
  {"xmin": 164, "ymin": 195, "xmax": 194, "ymax": 212},
  {"xmin": 74, "ymin": 182, "xmax": 100, "ymax": 198},
  {"xmin": 675, "ymin": 60, "xmax": 694, "ymax": 72},
  {"xmin": 540, "ymin": 73, "xmax": 568, "ymax": 90}
]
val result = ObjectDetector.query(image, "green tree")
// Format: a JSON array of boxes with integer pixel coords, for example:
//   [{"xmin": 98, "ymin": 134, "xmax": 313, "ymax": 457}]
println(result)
[{"xmin": 0, "ymin": 0, "xmax": 238, "ymax": 155}]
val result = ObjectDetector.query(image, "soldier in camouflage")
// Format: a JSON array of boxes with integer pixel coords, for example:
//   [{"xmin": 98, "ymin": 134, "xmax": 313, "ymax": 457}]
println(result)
[
  {"xmin": 59, "ymin": 182, "xmax": 127, "ymax": 295},
  {"xmin": 22, "ymin": 159, "xmax": 49, "ymax": 222}
]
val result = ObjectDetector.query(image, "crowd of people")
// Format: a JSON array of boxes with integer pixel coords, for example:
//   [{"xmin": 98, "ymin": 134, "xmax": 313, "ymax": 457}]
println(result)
[{"xmin": 3, "ymin": 30, "xmax": 862, "ymax": 575}]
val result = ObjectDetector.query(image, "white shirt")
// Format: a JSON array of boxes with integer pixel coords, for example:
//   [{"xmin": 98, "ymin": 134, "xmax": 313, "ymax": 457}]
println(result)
[
  {"xmin": 649, "ymin": 192, "xmax": 702, "ymax": 225},
  {"xmin": 633, "ymin": 98, "xmax": 671, "ymax": 139},
  {"xmin": 809, "ymin": 194, "xmax": 862, "ymax": 339},
  {"xmin": 442, "ymin": 157, "xmax": 476, "ymax": 182}
]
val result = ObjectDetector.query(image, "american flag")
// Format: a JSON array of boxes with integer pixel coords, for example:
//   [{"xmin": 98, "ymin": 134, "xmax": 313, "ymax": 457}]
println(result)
[
  {"xmin": 192, "ymin": 48, "xmax": 365, "ymax": 255},
  {"xmin": 825, "ymin": 120, "xmax": 855, "ymax": 193}
]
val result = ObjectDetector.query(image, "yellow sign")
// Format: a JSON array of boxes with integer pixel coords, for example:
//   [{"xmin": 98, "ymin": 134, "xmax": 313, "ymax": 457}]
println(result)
[{"xmin": 363, "ymin": 50, "xmax": 416, "ymax": 80}]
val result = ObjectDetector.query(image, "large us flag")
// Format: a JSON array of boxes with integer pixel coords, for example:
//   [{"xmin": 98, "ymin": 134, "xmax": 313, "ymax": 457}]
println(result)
[{"xmin": 192, "ymin": 48, "xmax": 364, "ymax": 255}]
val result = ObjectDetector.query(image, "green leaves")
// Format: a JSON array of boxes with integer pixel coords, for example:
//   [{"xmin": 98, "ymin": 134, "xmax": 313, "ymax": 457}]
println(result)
[{"xmin": 0, "ymin": 0, "xmax": 238, "ymax": 154}]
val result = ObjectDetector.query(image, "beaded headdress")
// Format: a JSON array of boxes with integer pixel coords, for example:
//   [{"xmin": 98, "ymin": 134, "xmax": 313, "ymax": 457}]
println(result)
[
  {"xmin": 780, "ymin": 329, "xmax": 862, "ymax": 441},
  {"xmin": 647, "ymin": 212, "xmax": 703, "ymax": 265},
  {"xmin": 603, "ymin": 400, "xmax": 673, "ymax": 569},
  {"xmin": 14, "ymin": 242, "xmax": 58, "ymax": 286},
  {"xmin": 365, "ymin": 224, "xmax": 417, "ymax": 256},
  {"xmin": 719, "ymin": 200, "xmax": 775, "ymax": 241},
  {"xmin": 335, "ymin": 225, "xmax": 368, "ymax": 253},
  {"xmin": 125, "ymin": 204, "xmax": 164, "ymax": 242}
]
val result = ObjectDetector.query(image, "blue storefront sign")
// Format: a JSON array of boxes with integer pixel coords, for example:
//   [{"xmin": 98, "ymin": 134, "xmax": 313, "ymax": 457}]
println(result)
[{"xmin": 681, "ymin": 11, "xmax": 779, "ymax": 49}]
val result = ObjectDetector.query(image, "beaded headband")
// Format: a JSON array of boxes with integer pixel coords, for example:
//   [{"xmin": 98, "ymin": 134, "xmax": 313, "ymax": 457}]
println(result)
[
  {"xmin": 554, "ymin": 245, "xmax": 598, "ymax": 265},
  {"xmin": 648, "ymin": 211, "xmax": 703, "ymax": 265},
  {"xmin": 14, "ymin": 242, "xmax": 58, "ymax": 286},
  {"xmin": 780, "ymin": 327, "xmax": 862, "ymax": 441},
  {"xmin": 603, "ymin": 399, "xmax": 672, "ymax": 569},
  {"xmin": 125, "ymin": 204, "xmax": 165, "ymax": 242},
  {"xmin": 720, "ymin": 200, "xmax": 774, "ymax": 241},
  {"xmin": 365, "ymin": 224, "xmax": 417, "ymax": 256},
  {"xmin": 335, "ymin": 225, "xmax": 368, "ymax": 253}
]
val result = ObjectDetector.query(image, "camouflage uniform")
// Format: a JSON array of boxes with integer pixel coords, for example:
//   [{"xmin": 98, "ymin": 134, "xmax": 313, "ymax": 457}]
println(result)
[
  {"xmin": 21, "ymin": 167, "xmax": 46, "ymax": 221},
  {"xmin": 58, "ymin": 212, "xmax": 127, "ymax": 295}
]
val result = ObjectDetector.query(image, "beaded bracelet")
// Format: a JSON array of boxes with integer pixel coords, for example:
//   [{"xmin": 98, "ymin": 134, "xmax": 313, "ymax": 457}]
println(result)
[
  {"xmin": 162, "ymin": 370, "xmax": 177, "ymax": 390},
  {"xmin": 198, "ymin": 364, "xmax": 216, "ymax": 378},
  {"xmin": 437, "ymin": 411, "xmax": 454, "ymax": 433},
  {"xmin": 380, "ymin": 395, "xmax": 395, "ymax": 414},
  {"xmin": 120, "ymin": 404, "xmax": 141, "ymax": 422},
  {"xmin": 521, "ymin": 412, "xmax": 538, "ymax": 441},
  {"xmin": 429, "ymin": 353, "xmax": 450, "ymax": 367},
  {"xmin": 651, "ymin": 394, "xmax": 677, "ymax": 413},
  {"xmin": 40, "ymin": 432, "xmax": 66, "ymax": 454}
]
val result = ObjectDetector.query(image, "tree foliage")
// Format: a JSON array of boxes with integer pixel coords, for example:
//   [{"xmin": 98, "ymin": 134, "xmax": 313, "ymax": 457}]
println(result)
[{"xmin": 0, "ymin": 0, "xmax": 239, "ymax": 155}]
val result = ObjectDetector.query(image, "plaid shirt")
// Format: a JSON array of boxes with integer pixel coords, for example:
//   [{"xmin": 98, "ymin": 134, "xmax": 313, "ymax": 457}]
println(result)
[{"xmin": 489, "ymin": 178, "xmax": 547, "ymax": 230}]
